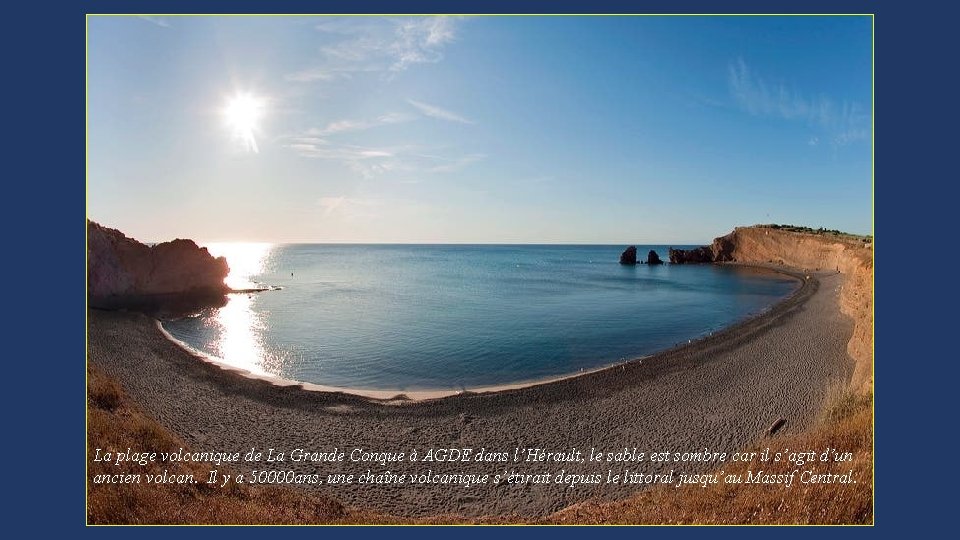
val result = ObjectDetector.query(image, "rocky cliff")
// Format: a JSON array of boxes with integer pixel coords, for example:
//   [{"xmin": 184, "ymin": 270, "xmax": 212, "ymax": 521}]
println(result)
[
  {"xmin": 88, "ymin": 220, "xmax": 230, "ymax": 309},
  {"xmin": 668, "ymin": 246, "xmax": 714, "ymax": 264},
  {"xmin": 712, "ymin": 226, "xmax": 874, "ymax": 392}
]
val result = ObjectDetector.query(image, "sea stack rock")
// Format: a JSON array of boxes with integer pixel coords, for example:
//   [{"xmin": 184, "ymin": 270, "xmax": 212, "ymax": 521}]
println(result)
[
  {"xmin": 619, "ymin": 245, "xmax": 638, "ymax": 265},
  {"xmin": 668, "ymin": 246, "xmax": 715, "ymax": 264},
  {"xmin": 646, "ymin": 250, "xmax": 663, "ymax": 265},
  {"xmin": 87, "ymin": 220, "xmax": 230, "ymax": 309}
]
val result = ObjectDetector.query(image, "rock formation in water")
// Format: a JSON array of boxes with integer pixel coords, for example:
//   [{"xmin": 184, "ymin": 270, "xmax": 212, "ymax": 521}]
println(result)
[
  {"xmin": 87, "ymin": 220, "xmax": 230, "ymax": 310},
  {"xmin": 646, "ymin": 250, "xmax": 663, "ymax": 265},
  {"xmin": 668, "ymin": 246, "xmax": 714, "ymax": 264},
  {"xmin": 619, "ymin": 246, "xmax": 637, "ymax": 265}
]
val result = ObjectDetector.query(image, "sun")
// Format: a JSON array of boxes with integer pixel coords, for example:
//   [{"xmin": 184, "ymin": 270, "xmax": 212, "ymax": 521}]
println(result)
[{"xmin": 223, "ymin": 92, "xmax": 265, "ymax": 153}]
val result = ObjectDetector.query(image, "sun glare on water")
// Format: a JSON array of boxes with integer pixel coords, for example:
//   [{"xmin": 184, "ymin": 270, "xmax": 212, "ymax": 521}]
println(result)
[
  {"xmin": 201, "ymin": 242, "xmax": 280, "ymax": 376},
  {"xmin": 205, "ymin": 242, "xmax": 274, "ymax": 290},
  {"xmin": 223, "ymin": 92, "xmax": 265, "ymax": 153}
]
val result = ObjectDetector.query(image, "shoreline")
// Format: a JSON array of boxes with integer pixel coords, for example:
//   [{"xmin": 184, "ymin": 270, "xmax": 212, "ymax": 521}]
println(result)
[
  {"xmin": 88, "ymin": 264, "xmax": 853, "ymax": 518},
  {"xmin": 154, "ymin": 263, "xmax": 803, "ymax": 403},
  {"xmin": 157, "ymin": 320, "xmax": 638, "ymax": 402}
]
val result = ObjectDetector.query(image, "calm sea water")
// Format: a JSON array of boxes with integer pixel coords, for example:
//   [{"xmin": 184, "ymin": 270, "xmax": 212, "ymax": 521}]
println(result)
[{"xmin": 162, "ymin": 244, "xmax": 797, "ymax": 391}]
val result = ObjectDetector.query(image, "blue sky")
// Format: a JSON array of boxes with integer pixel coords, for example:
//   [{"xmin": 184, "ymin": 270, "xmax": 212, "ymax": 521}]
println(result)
[{"xmin": 88, "ymin": 16, "xmax": 872, "ymax": 243}]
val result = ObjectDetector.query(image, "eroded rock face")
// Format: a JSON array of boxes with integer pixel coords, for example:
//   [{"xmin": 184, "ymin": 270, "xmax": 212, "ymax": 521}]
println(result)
[
  {"xmin": 88, "ymin": 220, "xmax": 230, "ymax": 309},
  {"xmin": 646, "ymin": 250, "xmax": 663, "ymax": 265},
  {"xmin": 619, "ymin": 246, "xmax": 638, "ymax": 265},
  {"xmin": 668, "ymin": 246, "xmax": 714, "ymax": 264},
  {"xmin": 711, "ymin": 234, "xmax": 737, "ymax": 262},
  {"xmin": 705, "ymin": 226, "xmax": 874, "ymax": 391}
]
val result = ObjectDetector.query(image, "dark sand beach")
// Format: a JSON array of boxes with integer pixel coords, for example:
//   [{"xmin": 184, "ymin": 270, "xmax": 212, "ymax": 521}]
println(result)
[{"xmin": 87, "ymin": 267, "xmax": 854, "ymax": 518}]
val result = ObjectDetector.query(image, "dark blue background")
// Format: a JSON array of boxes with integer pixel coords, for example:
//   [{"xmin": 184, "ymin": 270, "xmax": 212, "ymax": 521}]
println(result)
[{"xmin": 5, "ymin": 0, "xmax": 939, "ymax": 535}]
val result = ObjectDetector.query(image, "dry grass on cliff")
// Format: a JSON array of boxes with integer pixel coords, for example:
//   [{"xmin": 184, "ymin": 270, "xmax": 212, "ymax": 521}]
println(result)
[
  {"xmin": 543, "ymin": 391, "xmax": 874, "ymax": 525},
  {"xmin": 87, "ymin": 365, "xmax": 385, "ymax": 525}
]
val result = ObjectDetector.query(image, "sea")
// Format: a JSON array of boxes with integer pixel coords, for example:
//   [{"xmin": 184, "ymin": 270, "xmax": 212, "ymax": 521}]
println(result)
[{"xmin": 161, "ymin": 244, "xmax": 797, "ymax": 392}]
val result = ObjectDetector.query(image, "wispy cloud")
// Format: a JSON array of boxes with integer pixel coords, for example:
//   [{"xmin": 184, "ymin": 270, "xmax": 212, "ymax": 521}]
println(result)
[
  {"xmin": 390, "ymin": 17, "xmax": 458, "ymax": 71},
  {"xmin": 284, "ymin": 135, "xmax": 406, "ymax": 178},
  {"xmin": 284, "ymin": 131, "xmax": 483, "ymax": 179},
  {"xmin": 309, "ymin": 112, "xmax": 415, "ymax": 136},
  {"xmin": 286, "ymin": 17, "xmax": 464, "ymax": 82},
  {"xmin": 407, "ymin": 99, "xmax": 474, "ymax": 124},
  {"xmin": 286, "ymin": 139, "xmax": 395, "ymax": 160},
  {"xmin": 138, "ymin": 16, "xmax": 171, "ymax": 28},
  {"xmin": 284, "ymin": 69, "xmax": 346, "ymax": 83},
  {"xmin": 727, "ymin": 57, "xmax": 869, "ymax": 146},
  {"xmin": 284, "ymin": 64, "xmax": 383, "ymax": 83}
]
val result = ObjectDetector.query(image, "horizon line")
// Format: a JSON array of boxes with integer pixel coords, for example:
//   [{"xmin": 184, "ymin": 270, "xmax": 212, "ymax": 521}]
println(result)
[{"xmin": 183, "ymin": 241, "xmax": 712, "ymax": 247}]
